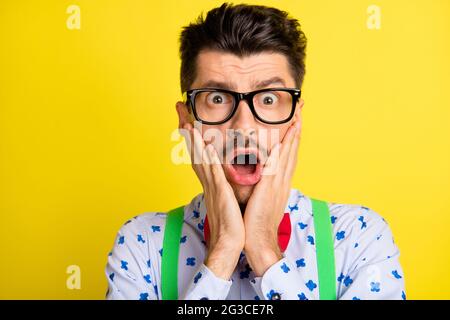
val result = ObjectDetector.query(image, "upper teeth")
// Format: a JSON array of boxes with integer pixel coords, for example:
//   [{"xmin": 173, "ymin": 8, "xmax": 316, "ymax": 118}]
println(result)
[{"xmin": 235, "ymin": 153, "xmax": 258, "ymax": 165}]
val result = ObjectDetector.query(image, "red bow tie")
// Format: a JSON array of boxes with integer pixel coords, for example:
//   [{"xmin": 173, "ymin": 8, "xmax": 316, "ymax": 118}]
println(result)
[{"xmin": 203, "ymin": 212, "xmax": 292, "ymax": 252}]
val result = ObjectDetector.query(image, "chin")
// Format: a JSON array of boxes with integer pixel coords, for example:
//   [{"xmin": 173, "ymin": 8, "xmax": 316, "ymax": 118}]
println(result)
[{"xmin": 230, "ymin": 183, "xmax": 254, "ymax": 206}]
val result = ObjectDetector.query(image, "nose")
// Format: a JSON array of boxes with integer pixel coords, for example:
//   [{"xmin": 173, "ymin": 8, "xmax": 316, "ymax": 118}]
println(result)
[{"xmin": 230, "ymin": 98, "xmax": 257, "ymax": 132}]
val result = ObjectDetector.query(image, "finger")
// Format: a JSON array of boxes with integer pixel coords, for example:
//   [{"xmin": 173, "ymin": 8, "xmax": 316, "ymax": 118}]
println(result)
[
  {"xmin": 259, "ymin": 121, "xmax": 296, "ymax": 176},
  {"xmin": 191, "ymin": 125, "xmax": 207, "ymax": 165},
  {"xmin": 281, "ymin": 120, "xmax": 298, "ymax": 150},
  {"xmin": 181, "ymin": 123, "xmax": 193, "ymax": 156},
  {"xmin": 205, "ymin": 143, "xmax": 228, "ymax": 185},
  {"xmin": 261, "ymin": 142, "xmax": 281, "ymax": 177},
  {"xmin": 278, "ymin": 120, "xmax": 299, "ymax": 166},
  {"xmin": 193, "ymin": 127, "xmax": 226, "ymax": 187},
  {"xmin": 185, "ymin": 124, "xmax": 208, "ymax": 184},
  {"xmin": 284, "ymin": 124, "xmax": 301, "ymax": 181},
  {"xmin": 184, "ymin": 125, "xmax": 231, "ymax": 196},
  {"xmin": 182, "ymin": 123, "xmax": 197, "ymax": 164}
]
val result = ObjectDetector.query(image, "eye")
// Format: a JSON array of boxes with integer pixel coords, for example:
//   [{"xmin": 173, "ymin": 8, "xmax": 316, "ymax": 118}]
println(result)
[
  {"xmin": 207, "ymin": 92, "xmax": 232, "ymax": 105},
  {"xmin": 259, "ymin": 92, "xmax": 279, "ymax": 105}
]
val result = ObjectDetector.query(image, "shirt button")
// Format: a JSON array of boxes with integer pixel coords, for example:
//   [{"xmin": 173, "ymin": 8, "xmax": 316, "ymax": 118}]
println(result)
[{"xmin": 271, "ymin": 293, "xmax": 281, "ymax": 300}]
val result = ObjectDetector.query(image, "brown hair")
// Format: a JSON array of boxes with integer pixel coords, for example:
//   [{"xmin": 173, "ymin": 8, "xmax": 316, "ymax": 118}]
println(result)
[{"xmin": 178, "ymin": 2, "xmax": 307, "ymax": 93}]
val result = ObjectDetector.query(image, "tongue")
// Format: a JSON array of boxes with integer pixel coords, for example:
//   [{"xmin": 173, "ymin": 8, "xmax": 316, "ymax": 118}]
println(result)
[{"xmin": 233, "ymin": 164, "xmax": 256, "ymax": 175}]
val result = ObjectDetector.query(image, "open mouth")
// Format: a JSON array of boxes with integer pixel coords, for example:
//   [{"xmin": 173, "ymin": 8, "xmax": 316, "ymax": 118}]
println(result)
[
  {"xmin": 224, "ymin": 149, "xmax": 262, "ymax": 186},
  {"xmin": 232, "ymin": 153, "xmax": 258, "ymax": 175}
]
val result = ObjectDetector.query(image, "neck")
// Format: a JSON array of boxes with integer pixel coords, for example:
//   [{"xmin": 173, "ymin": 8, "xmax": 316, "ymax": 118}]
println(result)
[{"xmin": 239, "ymin": 203, "xmax": 246, "ymax": 215}]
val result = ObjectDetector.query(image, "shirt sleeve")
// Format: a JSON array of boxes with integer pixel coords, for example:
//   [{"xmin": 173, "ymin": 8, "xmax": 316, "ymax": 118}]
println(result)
[
  {"xmin": 105, "ymin": 218, "xmax": 160, "ymax": 300},
  {"xmin": 249, "ymin": 255, "xmax": 316, "ymax": 300},
  {"xmin": 337, "ymin": 209, "xmax": 406, "ymax": 300},
  {"xmin": 180, "ymin": 263, "xmax": 233, "ymax": 300}
]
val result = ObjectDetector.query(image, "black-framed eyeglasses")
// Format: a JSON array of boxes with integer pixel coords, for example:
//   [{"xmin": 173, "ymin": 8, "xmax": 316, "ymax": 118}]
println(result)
[{"xmin": 182, "ymin": 87, "xmax": 301, "ymax": 125}]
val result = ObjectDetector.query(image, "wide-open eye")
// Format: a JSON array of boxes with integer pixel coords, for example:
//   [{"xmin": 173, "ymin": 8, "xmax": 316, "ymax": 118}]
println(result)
[
  {"xmin": 256, "ymin": 91, "xmax": 279, "ymax": 107},
  {"xmin": 206, "ymin": 92, "xmax": 233, "ymax": 106}
]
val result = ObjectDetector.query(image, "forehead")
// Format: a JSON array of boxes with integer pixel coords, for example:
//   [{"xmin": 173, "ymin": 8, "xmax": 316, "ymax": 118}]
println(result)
[{"xmin": 193, "ymin": 50, "xmax": 295, "ymax": 91}]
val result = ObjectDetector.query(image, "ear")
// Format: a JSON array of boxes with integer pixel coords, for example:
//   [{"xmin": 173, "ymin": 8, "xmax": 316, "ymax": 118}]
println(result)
[{"xmin": 175, "ymin": 101, "xmax": 192, "ymax": 129}]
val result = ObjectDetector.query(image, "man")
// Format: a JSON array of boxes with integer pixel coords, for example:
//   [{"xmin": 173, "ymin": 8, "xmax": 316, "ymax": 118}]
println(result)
[{"xmin": 105, "ymin": 2, "xmax": 406, "ymax": 300}]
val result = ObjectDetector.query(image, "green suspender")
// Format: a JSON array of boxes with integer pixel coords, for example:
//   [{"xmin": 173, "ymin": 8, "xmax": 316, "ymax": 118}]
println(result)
[
  {"xmin": 161, "ymin": 199, "xmax": 336, "ymax": 300},
  {"xmin": 161, "ymin": 206, "xmax": 185, "ymax": 300},
  {"xmin": 311, "ymin": 198, "xmax": 337, "ymax": 300}
]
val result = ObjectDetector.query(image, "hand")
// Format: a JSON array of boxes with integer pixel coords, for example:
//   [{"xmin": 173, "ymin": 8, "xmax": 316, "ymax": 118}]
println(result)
[
  {"xmin": 182, "ymin": 122, "xmax": 245, "ymax": 280},
  {"xmin": 243, "ymin": 117, "xmax": 302, "ymax": 276}
]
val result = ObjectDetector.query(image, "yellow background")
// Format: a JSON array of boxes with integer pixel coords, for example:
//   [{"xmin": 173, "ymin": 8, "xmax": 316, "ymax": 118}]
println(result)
[{"xmin": 1, "ymin": 0, "xmax": 449, "ymax": 299}]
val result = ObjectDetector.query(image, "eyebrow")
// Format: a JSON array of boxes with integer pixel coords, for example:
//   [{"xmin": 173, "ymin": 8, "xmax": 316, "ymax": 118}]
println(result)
[{"xmin": 200, "ymin": 76, "xmax": 286, "ymax": 91}]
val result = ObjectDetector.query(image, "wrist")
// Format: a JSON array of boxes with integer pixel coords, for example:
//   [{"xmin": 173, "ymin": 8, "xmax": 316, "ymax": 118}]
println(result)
[
  {"xmin": 245, "ymin": 246, "xmax": 283, "ymax": 277},
  {"xmin": 204, "ymin": 247, "xmax": 241, "ymax": 281}
]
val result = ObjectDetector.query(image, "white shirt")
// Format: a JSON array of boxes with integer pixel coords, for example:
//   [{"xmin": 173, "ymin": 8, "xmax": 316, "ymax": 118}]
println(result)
[{"xmin": 105, "ymin": 188, "xmax": 406, "ymax": 300}]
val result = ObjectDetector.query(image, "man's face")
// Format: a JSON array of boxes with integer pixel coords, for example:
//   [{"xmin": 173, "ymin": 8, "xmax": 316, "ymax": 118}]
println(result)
[{"xmin": 176, "ymin": 50, "xmax": 304, "ymax": 205}]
